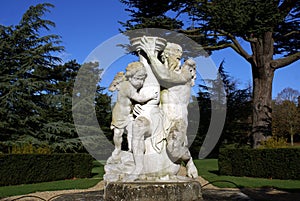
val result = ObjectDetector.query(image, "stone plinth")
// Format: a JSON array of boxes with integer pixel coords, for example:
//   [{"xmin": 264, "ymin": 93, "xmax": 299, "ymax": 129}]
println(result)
[{"xmin": 104, "ymin": 180, "xmax": 202, "ymax": 201}]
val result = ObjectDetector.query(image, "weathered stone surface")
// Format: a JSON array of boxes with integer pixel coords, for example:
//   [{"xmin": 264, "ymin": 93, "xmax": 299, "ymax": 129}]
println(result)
[{"xmin": 104, "ymin": 181, "xmax": 202, "ymax": 201}]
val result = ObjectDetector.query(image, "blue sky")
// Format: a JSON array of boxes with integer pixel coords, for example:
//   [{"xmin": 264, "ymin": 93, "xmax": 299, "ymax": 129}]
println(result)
[{"xmin": 1, "ymin": 0, "xmax": 299, "ymax": 98}]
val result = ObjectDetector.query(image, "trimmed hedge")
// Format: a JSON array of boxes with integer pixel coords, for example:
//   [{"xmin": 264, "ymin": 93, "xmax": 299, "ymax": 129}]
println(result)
[
  {"xmin": 218, "ymin": 148, "xmax": 300, "ymax": 180},
  {"xmin": 0, "ymin": 153, "xmax": 94, "ymax": 186}
]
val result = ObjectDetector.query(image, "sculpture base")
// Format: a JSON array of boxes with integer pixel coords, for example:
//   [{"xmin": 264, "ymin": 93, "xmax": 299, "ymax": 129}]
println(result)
[{"xmin": 104, "ymin": 180, "xmax": 202, "ymax": 201}]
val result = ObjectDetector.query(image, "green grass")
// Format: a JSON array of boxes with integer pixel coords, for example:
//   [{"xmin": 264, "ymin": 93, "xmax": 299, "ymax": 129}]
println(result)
[
  {"xmin": 2, "ymin": 159, "xmax": 299, "ymax": 198},
  {"xmin": 91, "ymin": 160, "xmax": 105, "ymax": 179},
  {"xmin": 0, "ymin": 160, "xmax": 105, "ymax": 199},
  {"xmin": 0, "ymin": 178, "xmax": 101, "ymax": 198},
  {"xmin": 194, "ymin": 159, "xmax": 300, "ymax": 190}
]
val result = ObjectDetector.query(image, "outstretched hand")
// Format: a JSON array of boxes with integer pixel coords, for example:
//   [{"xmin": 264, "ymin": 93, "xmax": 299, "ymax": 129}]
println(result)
[{"xmin": 138, "ymin": 36, "xmax": 159, "ymax": 57}]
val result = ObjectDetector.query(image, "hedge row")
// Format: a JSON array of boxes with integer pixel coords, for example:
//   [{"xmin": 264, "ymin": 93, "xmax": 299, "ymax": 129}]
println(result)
[
  {"xmin": 0, "ymin": 153, "xmax": 94, "ymax": 186},
  {"xmin": 218, "ymin": 148, "xmax": 300, "ymax": 180}
]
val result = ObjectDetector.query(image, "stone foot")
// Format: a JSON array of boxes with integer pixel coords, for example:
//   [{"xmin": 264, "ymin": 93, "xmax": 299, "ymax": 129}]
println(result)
[{"xmin": 187, "ymin": 158, "xmax": 198, "ymax": 178}]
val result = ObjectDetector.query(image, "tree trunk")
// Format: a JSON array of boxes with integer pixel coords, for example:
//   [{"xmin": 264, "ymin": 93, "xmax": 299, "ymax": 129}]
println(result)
[
  {"xmin": 250, "ymin": 32, "xmax": 275, "ymax": 148},
  {"xmin": 290, "ymin": 127, "xmax": 294, "ymax": 146}
]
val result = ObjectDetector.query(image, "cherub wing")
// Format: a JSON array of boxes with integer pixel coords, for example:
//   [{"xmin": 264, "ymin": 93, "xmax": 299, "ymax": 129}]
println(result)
[{"xmin": 108, "ymin": 71, "xmax": 125, "ymax": 92}]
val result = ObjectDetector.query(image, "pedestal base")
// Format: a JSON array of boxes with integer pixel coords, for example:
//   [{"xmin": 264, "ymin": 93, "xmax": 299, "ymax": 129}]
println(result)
[{"xmin": 104, "ymin": 180, "xmax": 202, "ymax": 201}]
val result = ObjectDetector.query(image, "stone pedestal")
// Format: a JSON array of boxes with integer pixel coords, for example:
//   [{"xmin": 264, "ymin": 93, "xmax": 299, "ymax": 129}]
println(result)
[{"xmin": 104, "ymin": 180, "xmax": 202, "ymax": 201}]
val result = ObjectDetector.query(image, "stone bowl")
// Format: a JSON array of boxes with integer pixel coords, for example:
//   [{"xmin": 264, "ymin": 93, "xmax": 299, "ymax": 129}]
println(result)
[{"xmin": 130, "ymin": 36, "xmax": 167, "ymax": 52}]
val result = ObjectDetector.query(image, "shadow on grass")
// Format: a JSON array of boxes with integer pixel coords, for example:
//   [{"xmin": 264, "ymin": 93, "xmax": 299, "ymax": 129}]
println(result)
[{"xmin": 208, "ymin": 170, "xmax": 220, "ymax": 175}]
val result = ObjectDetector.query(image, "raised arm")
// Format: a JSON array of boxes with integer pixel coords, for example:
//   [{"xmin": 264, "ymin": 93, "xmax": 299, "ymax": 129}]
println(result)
[{"xmin": 139, "ymin": 36, "xmax": 190, "ymax": 87}]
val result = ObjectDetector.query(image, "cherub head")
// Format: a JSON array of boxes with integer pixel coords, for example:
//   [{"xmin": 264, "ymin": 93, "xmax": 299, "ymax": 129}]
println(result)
[
  {"xmin": 108, "ymin": 72, "xmax": 125, "ymax": 92},
  {"xmin": 125, "ymin": 61, "xmax": 147, "ymax": 89}
]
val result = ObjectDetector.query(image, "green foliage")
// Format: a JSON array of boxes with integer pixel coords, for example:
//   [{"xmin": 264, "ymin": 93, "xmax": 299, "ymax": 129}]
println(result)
[
  {"xmin": 0, "ymin": 4, "xmax": 112, "ymax": 153},
  {"xmin": 119, "ymin": 0, "xmax": 183, "ymax": 31},
  {"xmin": 0, "ymin": 154, "xmax": 94, "ymax": 186},
  {"xmin": 0, "ymin": 3, "xmax": 63, "ymax": 145},
  {"xmin": 0, "ymin": 160, "xmax": 103, "ymax": 198},
  {"xmin": 120, "ymin": 0, "xmax": 300, "ymax": 56},
  {"xmin": 201, "ymin": 0, "xmax": 283, "ymax": 37},
  {"xmin": 190, "ymin": 61, "xmax": 252, "ymax": 158},
  {"xmin": 272, "ymin": 88, "xmax": 300, "ymax": 145},
  {"xmin": 9, "ymin": 143, "xmax": 52, "ymax": 154},
  {"xmin": 72, "ymin": 62, "xmax": 113, "ymax": 159},
  {"xmin": 219, "ymin": 148, "xmax": 300, "ymax": 179},
  {"xmin": 259, "ymin": 137, "xmax": 288, "ymax": 149}
]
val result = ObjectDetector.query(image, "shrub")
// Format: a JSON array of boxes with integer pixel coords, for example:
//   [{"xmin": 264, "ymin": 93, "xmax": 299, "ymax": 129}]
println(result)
[
  {"xmin": 9, "ymin": 143, "xmax": 52, "ymax": 154},
  {"xmin": 219, "ymin": 148, "xmax": 300, "ymax": 179},
  {"xmin": 259, "ymin": 137, "xmax": 288, "ymax": 148},
  {"xmin": 0, "ymin": 153, "xmax": 94, "ymax": 186}
]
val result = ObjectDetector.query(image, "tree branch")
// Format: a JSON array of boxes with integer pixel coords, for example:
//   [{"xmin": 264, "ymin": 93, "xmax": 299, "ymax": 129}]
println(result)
[
  {"xmin": 274, "ymin": 30, "xmax": 300, "ymax": 41},
  {"xmin": 217, "ymin": 29, "xmax": 252, "ymax": 60},
  {"xmin": 187, "ymin": 33, "xmax": 227, "ymax": 38},
  {"xmin": 242, "ymin": 36, "xmax": 258, "ymax": 43},
  {"xmin": 283, "ymin": 31, "xmax": 300, "ymax": 38},
  {"xmin": 271, "ymin": 51, "xmax": 300, "ymax": 69},
  {"xmin": 278, "ymin": 0, "xmax": 298, "ymax": 13},
  {"xmin": 202, "ymin": 43, "xmax": 232, "ymax": 51},
  {"xmin": 177, "ymin": 28, "xmax": 201, "ymax": 33}
]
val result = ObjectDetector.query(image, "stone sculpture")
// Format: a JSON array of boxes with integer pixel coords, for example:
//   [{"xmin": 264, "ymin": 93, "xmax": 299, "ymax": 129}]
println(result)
[
  {"xmin": 107, "ymin": 62, "xmax": 158, "ymax": 164},
  {"xmin": 104, "ymin": 36, "xmax": 198, "ymax": 182}
]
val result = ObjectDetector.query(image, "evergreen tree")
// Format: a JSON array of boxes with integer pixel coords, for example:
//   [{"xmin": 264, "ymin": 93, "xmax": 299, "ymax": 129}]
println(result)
[
  {"xmin": 190, "ymin": 61, "xmax": 252, "ymax": 158},
  {"xmin": 72, "ymin": 62, "xmax": 114, "ymax": 158},
  {"xmin": 0, "ymin": 3, "xmax": 63, "ymax": 148},
  {"xmin": 40, "ymin": 60, "xmax": 83, "ymax": 152},
  {"xmin": 119, "ymin": 0, "xmax": 183, "ymax": 30},
  {"xmin": 0, "ymin": 4, "xmax": 114, "ymax": 153}
]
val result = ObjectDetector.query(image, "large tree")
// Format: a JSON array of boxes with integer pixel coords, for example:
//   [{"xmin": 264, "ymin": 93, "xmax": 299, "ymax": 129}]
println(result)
[
  {"xmin": 0, "ymin": 3, "xmax": 113, "ymax": 153},
  {"xmin": 120, "ymin": 0, "xmax": 300, "ymax": 146},
  {"xmin": 0, "ymin": 3, "xmax": 63, "ymax": 144}
]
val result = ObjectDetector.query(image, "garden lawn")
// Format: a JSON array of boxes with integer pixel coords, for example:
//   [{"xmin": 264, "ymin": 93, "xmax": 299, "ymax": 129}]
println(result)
[
  {"xmin": 0, "ymin": 178, "xmax": 101, "ymax": 198},
  {"xmin": 194, "ymin": 159, "xmax": 300, "ymax": 191},
  {"xmin": 0, "ymin": 160, "xmax": 104, "ymax": 199},
  {"xmin": 2, "ymin": 159, "xmax": 299, "ymax": 198}
]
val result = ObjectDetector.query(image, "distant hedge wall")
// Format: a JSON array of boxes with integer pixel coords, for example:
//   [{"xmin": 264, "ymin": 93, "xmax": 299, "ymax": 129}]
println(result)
[
  {"xmin": 218, "ymin": 148, "xmax": 300, "ymax": 180},
  {"xmin": 0, "ymin": 153, "xmax": 94, "ymax": 186}
]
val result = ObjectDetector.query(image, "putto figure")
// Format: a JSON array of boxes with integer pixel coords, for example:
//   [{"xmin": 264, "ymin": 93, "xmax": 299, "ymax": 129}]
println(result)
[
  {"xmin": 107, "ymin": 61, "xmax": 157, "ymax": 164},
  {"xmin": 104, "ymin": 36, "xmax": 198, "ymax": 182}
]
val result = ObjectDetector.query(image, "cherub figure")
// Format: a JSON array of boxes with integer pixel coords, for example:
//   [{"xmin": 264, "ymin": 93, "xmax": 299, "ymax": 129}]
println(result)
[{"xmin": 108, "ymin": 61, "xmax": 158, "ymax": 163}]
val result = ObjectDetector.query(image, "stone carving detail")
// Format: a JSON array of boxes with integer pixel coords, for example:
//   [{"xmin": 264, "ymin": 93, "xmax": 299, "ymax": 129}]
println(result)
[{"xmin": 104, "ymin": 36, "xmax": 198, "ymax": 182}]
